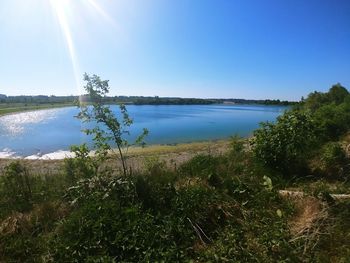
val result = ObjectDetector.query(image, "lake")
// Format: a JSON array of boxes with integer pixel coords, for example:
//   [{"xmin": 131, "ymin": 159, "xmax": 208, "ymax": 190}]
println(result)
[{"xmin": 0, "ymin": 104, "xmax": 287, "ymax": 158}]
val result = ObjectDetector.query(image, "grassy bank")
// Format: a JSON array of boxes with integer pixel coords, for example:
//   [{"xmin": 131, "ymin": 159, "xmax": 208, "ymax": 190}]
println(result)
[
  {"xmin": 0, "ymin": 103, "xmax": 75, "ymax": 116},
  {"xmin": 0, "ymin": 140, "xmax": 230, "ymax": 177},
  {"xmin": 0, "ymin": 137, "xmax": 349, "ymax": 262}
]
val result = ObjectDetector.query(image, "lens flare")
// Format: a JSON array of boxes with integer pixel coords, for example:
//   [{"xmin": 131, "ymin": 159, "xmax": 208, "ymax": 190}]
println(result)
[
  {"xmin": 50, "ymin": 0, "xmax": 82, "ymax": 94},
  {"xmin": 86, "ymin": 0, "xmax": 126, "ymax": 40},
  {"xmin": 49, "ymin": 0, "xmax": 120, "ymax": 95},
  {"xmin": 87, "ymin": 0, "xmax": 116, "ymax": 27}
]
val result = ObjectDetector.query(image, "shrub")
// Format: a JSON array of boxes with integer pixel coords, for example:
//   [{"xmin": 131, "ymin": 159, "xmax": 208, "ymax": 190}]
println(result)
[
  {"xmin": 313, "ymin": 103, "xmax": 350, "ymax": 141},
  {"xmin": 135, "ymin": 171, "xmax": 177, "ymax": 211},
  {"xmin": 309, "ymin": 201, "xmax": 350, "ymax": 262},
  {"xmin": 0, "ymin": 202, "xmax": 68, "ymax": 262},
  {"xmin": 49, "ymin": 178, "xmax": 231, "ymax": 262},
  {"xmin": 0, "ymin": 161, "xmax": 33, "ymax": 213},
  {"xmin": 319, "ymin": 142, "xmax": 349, "ymax": 179},
  {"xmin": 251, "ymin": 110, "xmax": 316, "ymax": 175},
  {"xmin": 64, "ymin": 144, "xmax": 99, "ymax": 183},
  {"xmin": 227, "ymin": 135, "xmax": 248, "ymax": 176},
  {"xmin": 179, "ymin": 154, "xmax": 225, "ymax": 187},
  {"xmin": 143, "ymin": 155, "xmax": 167, "ymax": 176}
]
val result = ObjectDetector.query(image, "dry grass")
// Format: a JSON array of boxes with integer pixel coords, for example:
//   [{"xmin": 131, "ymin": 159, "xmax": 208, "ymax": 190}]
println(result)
[
  {"xmin": 289, "ymin": 196, "xmax": 324, "ymax": 236},
  {"xmin": 281, "ymin": 192, "xmax": 330, "ymax": 256},
  {"xmin": 0, "ymin": 140, "xmax": 230, "ymax": 176},
  {"xmin": 0, "ymin": 202, "xmax": 69, "ymax": 236}
]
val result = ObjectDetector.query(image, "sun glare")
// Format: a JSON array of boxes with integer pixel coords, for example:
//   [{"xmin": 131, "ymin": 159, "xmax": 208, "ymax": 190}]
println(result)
[
  {"xmin": 49, "ymin": 0, "xmax": 118, "ymax": 95},
  {"xmin": 50, "ymin": 0, "xmax": 82, "ymax": 94}
]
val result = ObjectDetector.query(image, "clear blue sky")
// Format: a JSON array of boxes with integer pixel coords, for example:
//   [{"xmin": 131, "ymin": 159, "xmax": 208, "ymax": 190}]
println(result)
[{"xmin": 0, "ymin": 0, "xmax": 349, "ymax": 100}]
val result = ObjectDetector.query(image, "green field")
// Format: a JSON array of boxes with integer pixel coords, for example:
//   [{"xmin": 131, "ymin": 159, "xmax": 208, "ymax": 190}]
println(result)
[{"xmin": 0, "ymin": 103, "xmax": 74, "ymax": 116}]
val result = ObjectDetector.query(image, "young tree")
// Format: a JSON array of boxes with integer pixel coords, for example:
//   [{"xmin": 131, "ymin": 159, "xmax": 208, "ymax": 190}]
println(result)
[{"xmin": 76, "ymin": 73, "xmax": 148, "ymax": 176}]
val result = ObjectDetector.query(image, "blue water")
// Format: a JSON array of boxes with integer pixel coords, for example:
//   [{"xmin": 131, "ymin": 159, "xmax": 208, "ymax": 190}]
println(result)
[{"xmin": 0, "ymin": 104, "xmax": 287, "ymax": 157}]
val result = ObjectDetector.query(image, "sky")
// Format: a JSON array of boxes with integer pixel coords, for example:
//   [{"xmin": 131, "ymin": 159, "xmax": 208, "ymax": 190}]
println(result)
[{"xmin": 0, "ymin": 0, "xmax": 349, "ymax": 100}]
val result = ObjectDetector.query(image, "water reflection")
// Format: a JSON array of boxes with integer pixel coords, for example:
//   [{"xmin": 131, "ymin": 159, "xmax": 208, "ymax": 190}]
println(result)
[
  {"xmin": 0, "ymin": 105, "xmax": 287, "ymax": 158},
  {"xmin": 0, "ymin": 109, "xmax": 62, "ymax": 136}
]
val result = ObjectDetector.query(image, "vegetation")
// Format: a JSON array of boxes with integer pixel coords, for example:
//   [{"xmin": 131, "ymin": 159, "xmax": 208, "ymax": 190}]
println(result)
[
  {"xmin": 76, "ymin": 73, "xmax": 148, "ymax": 176},
  {"xmin": 252, "ymin": 110, "xmax": 316, "ymax": 174},
  {"xmin": 0, "ymin": 102, "xmax": 75, "ymax": 116},
  {"xmin": 1, "ymin": 81, "xmax": 350, "ymax": 262}
]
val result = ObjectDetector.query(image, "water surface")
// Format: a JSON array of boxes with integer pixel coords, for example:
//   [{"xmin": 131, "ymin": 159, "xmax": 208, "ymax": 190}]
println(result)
[{"xmin": 0, "ymin": 104, "xmax": 287, "ymax": 158}]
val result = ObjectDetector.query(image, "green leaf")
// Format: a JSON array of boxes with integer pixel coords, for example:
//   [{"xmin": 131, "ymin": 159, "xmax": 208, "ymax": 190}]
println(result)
[{"xmin": 276, "ymin": 209, "xmax": 282, "ymax": 218}]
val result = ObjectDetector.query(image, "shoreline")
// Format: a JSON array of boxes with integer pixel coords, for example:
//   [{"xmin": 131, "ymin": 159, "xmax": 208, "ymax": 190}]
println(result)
[
  {"xmin": 0, "ymin": 103, "xmax": 75, "ymax": 117},
  {"xmin": 0, "ymin": 140, "xmax": 231, "ymax": 175},
  {"xmin": 0, "ymin": 139, "xmax": 231, "ymax": 161}
]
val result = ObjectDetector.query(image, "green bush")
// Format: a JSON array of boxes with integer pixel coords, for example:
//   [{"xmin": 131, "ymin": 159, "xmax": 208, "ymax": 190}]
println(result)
[
  {"xmin": 303, "ymin": 84, "xmax": 350, "ymax": 141},
  {"xmin": 251, "ymin": 110, "xmax": 316, "ymax": 175},
  {"xmin": 64, "ymin": 144, "xmax": 99, "ymax": 183},
  {"xmin": 313, "ymin": 103, "xmax": 350, "ymax": 141},
  {"xmin": 319, "ymin": 142, "xmax": 349, "ymax": 179},
  {"xmin": 50, "ymin": 178, "xmax": 231, "ymax": 262},
  {"xmin": 227, "ymin": 135, "xmax": 249, "ymax": 176},
  {"xmin": 0, "ymin": 201, "xmax": 68, "ymax": 262},
  {"xmin": 179, "ymin": 154, "xmax": 226, "ymax": 188},
  {"xmin": 46, "ymin": 148, "xmax": 301, "ymax": 262},
  {"xmin": 135, "ymin": 172, "xmax": 177, "ymax": 211},
  {"xmin": 180, "ymin": 154, "xmax": 219, "ymax": 177},
  {"xmin": 0, "ymin": 161, "xmax": 33, "ymax": 214}
]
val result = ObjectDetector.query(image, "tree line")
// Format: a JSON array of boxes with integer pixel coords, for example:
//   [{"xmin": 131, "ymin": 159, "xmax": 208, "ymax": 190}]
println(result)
[{"xmin": 0, "ymin": 94, "xmax": 296, "ymax": 106}]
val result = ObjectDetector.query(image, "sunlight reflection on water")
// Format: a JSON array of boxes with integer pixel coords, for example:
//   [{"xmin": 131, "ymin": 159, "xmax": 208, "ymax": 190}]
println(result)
[
  {"xmin": 0, "ymin": 105, "xmax": 287, "ymax": 159},
  {"xmin": 0, "ymin": 109, "xmax": 60, "ymax": 136}
]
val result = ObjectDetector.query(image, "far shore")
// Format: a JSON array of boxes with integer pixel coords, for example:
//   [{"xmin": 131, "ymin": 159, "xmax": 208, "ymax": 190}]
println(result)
[
  {"xmin": 0, "ymin": 100, "xmax": 291, "ymax": 117},
  {"xmin": 0, "ymin": 103, "xmax": 75, "ymax": 116}
]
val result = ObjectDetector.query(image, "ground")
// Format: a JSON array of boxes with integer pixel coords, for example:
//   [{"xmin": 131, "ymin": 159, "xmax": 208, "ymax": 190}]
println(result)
[{"xmin": 0, "ymin": 140, "xmax": 230, "ymax": 176}]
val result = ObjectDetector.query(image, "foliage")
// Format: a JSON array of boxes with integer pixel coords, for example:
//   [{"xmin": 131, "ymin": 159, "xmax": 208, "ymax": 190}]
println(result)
[
  {"xmin": 304, "ymin": 83, "xmax": 349, "ymax": 111},
  {"xmin": 312, "ymin": 102, "xmax": 350, "ymax": 141},
  {"xmin": 179, "ymin": 154, "xmax": 225, "ymax": 188},
  {"xmin": 143, "ymin": 155, "xmax": 168, "ymax": 176},
  {"xmin": 0, "ymin": 161, "xmax": 33, "ymax": 213},
  {"xmin": 64, "ymin": 144, "xmax": 99, "ymax": 183},
  {"xmin": 302, "ymin": 83, "xmax": 350, "ymax": 141},
  {"xmin": 327, "ymin": 83, "xmax": 349, "ymax": 104},
  {"xmin": 0, "ymin": 201, "xmax": 68, "ymax": 262},
  {"xmin": 76, "ymin": 73, "xmax": 148, "ymax": 176},
  {"xmin": 252, "ymin": 83, "xmax": 350, "ymax": 176},
  {"xmin": 48, "ymin": 158, "xmax": 297, "ymax": 262},
  {"xmin": 2, "ymin": 83, "xmax": 350, "ymax": 262},
  {"xmin": 318, "ymin": 142, "xmax": 349, "ymax": 179},
  {"xmin": 252, "ymin": 110, "xmax": 316, "ymax": 174},
  {"xmin": 0, "ymin": 163, "xmax": 70, "ymax": 262},
  {"xmin": 307, "ymin": 201, "xmax": 350, "ymax": 262}
]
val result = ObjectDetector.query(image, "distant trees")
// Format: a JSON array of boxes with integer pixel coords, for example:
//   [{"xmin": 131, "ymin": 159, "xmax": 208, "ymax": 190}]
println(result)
[
  {"xmin": 133, "ymin": 97, "xmax": 216, "ymax": 105},
  {"xmin": 0, "ymin": 95, "xmax": 76, "ymax": 104},
  {"xmin": 1, "ymin": 95, "xmax": 297, "ymax": 106},
  {"xmin": 304, "ymin": 83, "xmax": 349, "ymax": 111},
  {"xmin": 328, "ymin": 83, "xmax": 349, "ymax": 104}
]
